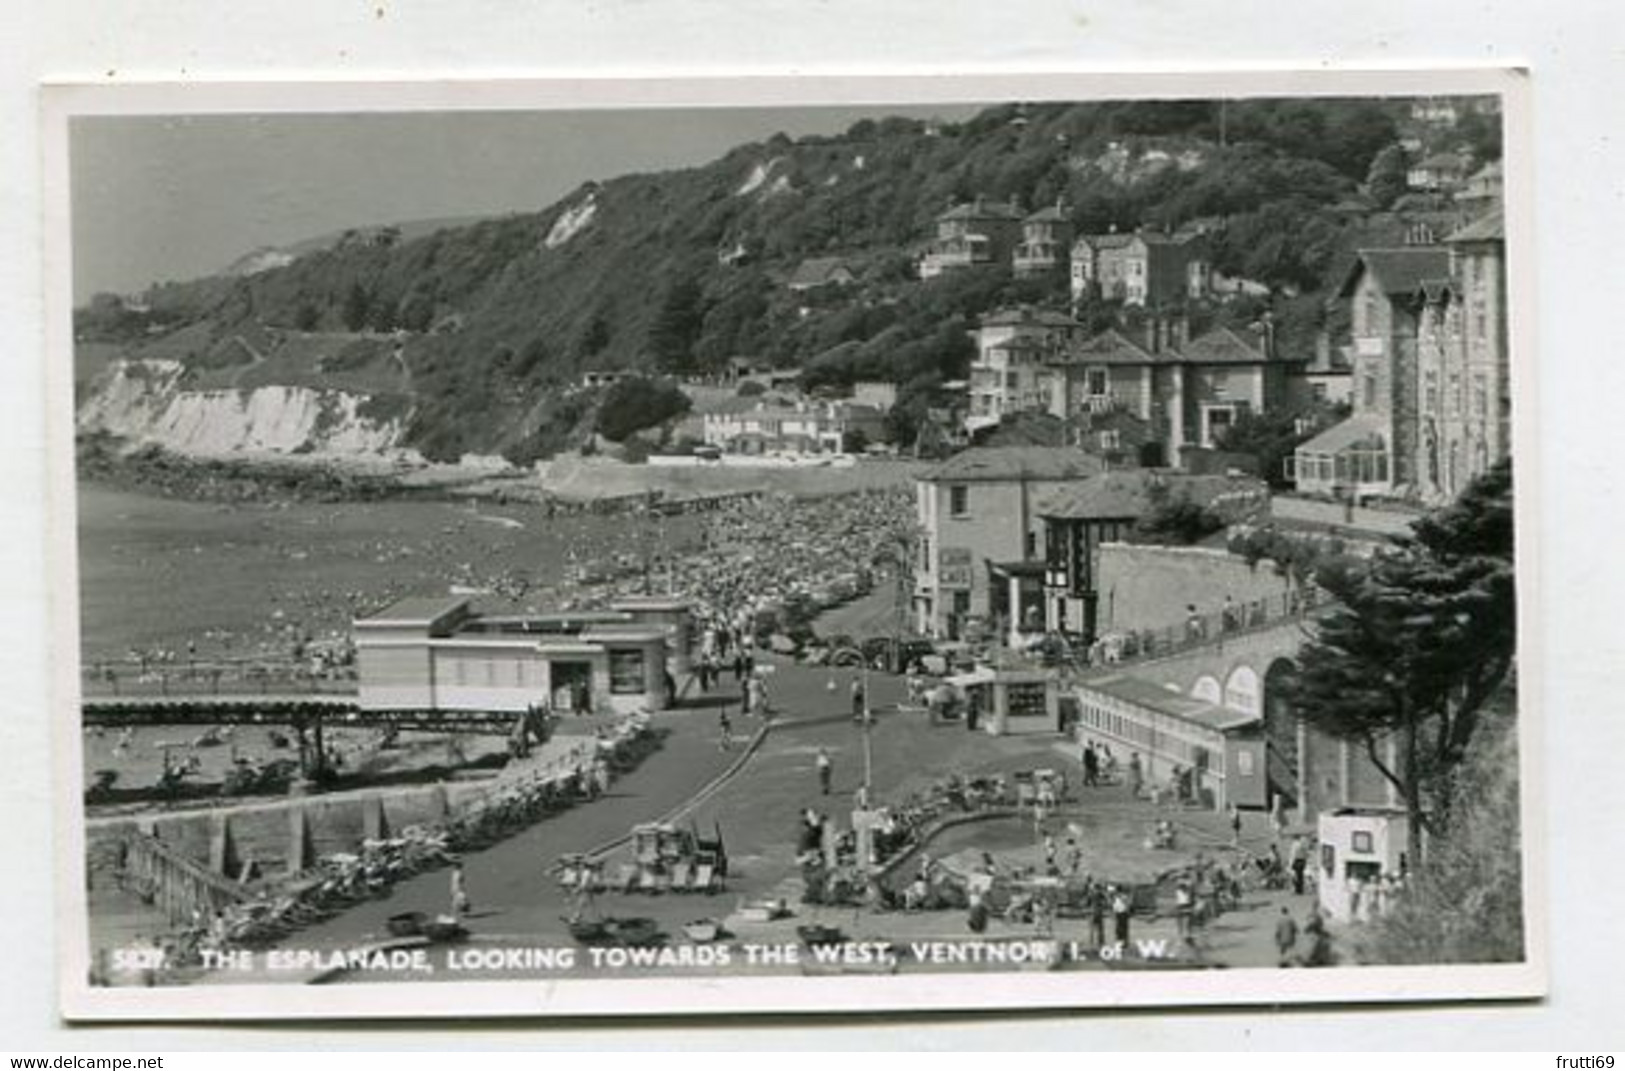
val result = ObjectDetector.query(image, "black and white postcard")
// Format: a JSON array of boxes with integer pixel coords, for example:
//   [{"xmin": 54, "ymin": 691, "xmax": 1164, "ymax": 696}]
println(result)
[{"xmin": 43, "ymin": 69, "xmax": 1542, "ymax": 1020}]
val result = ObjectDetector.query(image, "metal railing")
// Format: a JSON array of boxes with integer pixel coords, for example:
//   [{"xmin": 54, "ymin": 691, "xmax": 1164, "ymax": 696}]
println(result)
[
  {"xmin": 1049, "ymin": 587, "xmax": 1323, "ymax": 676},
  {"xmin": 81, "ymin": 660, "xmax": 358, "ymax": 699}
]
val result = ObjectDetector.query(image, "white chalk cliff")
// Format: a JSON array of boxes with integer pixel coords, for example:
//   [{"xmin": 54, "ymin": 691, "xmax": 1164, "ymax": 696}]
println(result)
[{"xmin": 78, "ymin": 360, "xmax": 409, "ymax": 458}]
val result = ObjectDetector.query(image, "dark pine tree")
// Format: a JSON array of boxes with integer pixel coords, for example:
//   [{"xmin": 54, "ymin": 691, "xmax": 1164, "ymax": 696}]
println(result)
[{"xmin": 1290, "ymin": 460, "xmax": 1516, "ymax": 850}]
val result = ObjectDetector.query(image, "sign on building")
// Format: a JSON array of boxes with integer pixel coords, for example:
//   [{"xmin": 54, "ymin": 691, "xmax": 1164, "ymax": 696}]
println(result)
[{"xmin": 940, "ymin": 547, "xmax": 974, "ymax": 589}]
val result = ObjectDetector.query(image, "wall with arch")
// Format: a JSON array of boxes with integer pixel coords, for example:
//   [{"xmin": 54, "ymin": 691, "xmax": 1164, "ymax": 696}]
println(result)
[{"xmin": 1083, "ymin": 622, "xmax": 1399, "ymax": 820}]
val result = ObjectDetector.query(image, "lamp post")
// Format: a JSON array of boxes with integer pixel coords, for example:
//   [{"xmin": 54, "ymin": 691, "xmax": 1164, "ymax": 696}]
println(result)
[{"xmin": 861, "ymin": 661, "xmax": 874, "ymax": 801}]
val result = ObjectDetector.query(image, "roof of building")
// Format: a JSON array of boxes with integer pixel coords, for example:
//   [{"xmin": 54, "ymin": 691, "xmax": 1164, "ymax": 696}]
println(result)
[
  {"xmin": 1024, "ymin": 204, "xmax": 1071, "ymax": 224},
  {"xmin": 1339, "ymin": 247, "xmax": 1453, "ymax": 299},
  {"xmin": 920, "ymin": 446, "xmax": 1109, "ymax": 484},
  {"xmin": 980, "ymin": 305, "xmax": 1079, "ymax": 329},
  {"xmin": 1037, "ymin": 470, "xmax": 1266, "ymax": 520},
  {"xmin": 1138, "ymin": 231, "xmax": 1198, "ymax": 247},
  {"xmin": 1177, "ymin": 325, "xmax": 1273, "ymax": 365},
  {"xmin": 1073, "ymin": 232, "xmax": 1138, "ymax": 252},
  {"xmin": 1295, "ymin": 414, "xmax": 1387, "ymax": 455},
  {"xmin": 938, "ymin": 199, "xmax": 1023, "ymax": 222},
  {"xmin": 990, "ymin": 334, "xmax": 1054, "ymax": 353},
  {"xmin": 1077, "ymin": 672, "xmax": 1260, "ymax": 733},
  {"xmin": 1415, "ymin": 151, "xmax": 1470, "ymax": 172},
  {"xmin": 358, "ymin": 595, "xmax": 471, "ymax": 627},
  {"xmin": 1057, "ymin": 328, "xmax": 1161, "ymax": 365},
  {"xmin": 1446, "ymin": 207, "xmax": 1504, "ymax": 243},
  {"xmin": 786, "ymin": 257, "xmax": 855, "ymax": 289}
]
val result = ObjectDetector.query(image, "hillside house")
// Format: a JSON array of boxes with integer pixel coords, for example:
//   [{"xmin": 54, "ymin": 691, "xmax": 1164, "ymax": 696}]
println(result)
[
  {"xmin": 1012, "ymin": 203, "xmax": 1074, "ymax": 278},
  {"xmin": 1411, "ymin": 209, "xmax": 1508, "ymax": 505},
  {"xmin": 919, "ymin": 198, "xmax": 1024, "ymax": 279},
  {"xmin": 965, "ymin": 306, "xmax": 1082, "ymax": 433},
  {"xmin": 1407, "ymin": 151, "xmax": 1473, "ymax": 193},
  {"xmin": 970, "ymin": 311, "xmax": 1305, "ymax": 468},
  {"xmin": 1455, "ymin": 160, "xmax": 1503, "ymax": 213},
  {"xmin": 1070, "ymin": 231, "xmax": 1210, "ymax": 308},
  {"xmin": 701, "ymin": 399, "xmax": 882, "ymax": 456},
  {"xmin": 786, "ymin": 257, "xmax": 857, "ymax": 292},
  {"xmin": 1291, "ymin": 245, "xmax": 1451, "ymax": 498}
]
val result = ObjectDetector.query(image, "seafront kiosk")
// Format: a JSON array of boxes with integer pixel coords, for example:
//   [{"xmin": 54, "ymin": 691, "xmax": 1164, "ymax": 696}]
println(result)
[
  {"xmin": 976, "ymin": 669, "xmax": 1062, "ymax": 737},
  {"xmin": 611, "ymin": 596, "xmax": 695, "ymax": 674},
  {"xmin": 1316, "ymin": 808, "xmax": 1411, "ymax": 923}
]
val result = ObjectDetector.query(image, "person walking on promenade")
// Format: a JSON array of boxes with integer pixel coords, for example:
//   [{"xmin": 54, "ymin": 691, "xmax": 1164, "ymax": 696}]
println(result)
[
  {"xmin": 850, "ymin": 678, "xmax": 866, "ymax": 721},
  {"xmin": 1290, "ymin": 837, "xmax": 1309, "ymax": 895},
  {"xmin": 1083, "ymin": 742, "xmax": 1099, "ymax": 788},
  {"xmin": 1229, "ymin": 802, "xmax": 1244, "ymax": 846},
  {"xmin": 1303, "ymin": 907, "xmax": 1334, "ymax": 966},
  {"xmin": 1087, "ymin": 881, "xmax": 1107, "ymax": 949},
  {"xmin": 1110, "ymin": 885, "xmax": 1132, "ymax": 945},
  {"xmin": 816, "ymin": 747, "xmax": 833, "ymax": 796},
  {"xmin": 450, "ymin": 861, "xmax": 471, "ymax": 918},
  {"xmin": 1273, "ymin": 906, "xmax": 1299, "ymax": 967},
  {"xmin": 718, "ymin": 708, "xmax": 733, "ymax": 752}
]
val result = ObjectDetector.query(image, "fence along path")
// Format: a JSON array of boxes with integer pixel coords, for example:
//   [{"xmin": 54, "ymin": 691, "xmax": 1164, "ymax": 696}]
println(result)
[{"xmin": 122, "ymin": 828, "xmax": 248, "ymax": 925}]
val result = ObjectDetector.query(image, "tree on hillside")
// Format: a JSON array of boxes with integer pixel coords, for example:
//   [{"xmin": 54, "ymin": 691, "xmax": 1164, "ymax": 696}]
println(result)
[
  {"xmin": 575, "ymin": 313, "xmax": 611, "ymax": 362},
  {"xmin": 1289, "ymin": 460, "xmax": 1516, "ymax": 849},
  {"xmin": 648, "ymin": 274, "xmax": 706, "ymax": 374},
  {"xmin": 342, "ymin": 283, "xmax": 371, "ymax": 333},
  {"xmin": 1455, "ymin": 107, "xmax": 1503, "ymax": 163},
  {"xmin": 1366, "ymin": 144, "xmax": 1410, "ymax": 210},
  {"xmin": 1353, "ymin": 694, "xmax": 1523, "ymax": 964},
  {"xmin": 595, "ymin": 377, "xmax": 692, "ymax": 442}
]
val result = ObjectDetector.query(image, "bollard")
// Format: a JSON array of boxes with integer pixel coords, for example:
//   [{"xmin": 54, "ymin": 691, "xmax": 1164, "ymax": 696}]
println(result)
[{"xmin": 362, "ymin": 795, "xmax": 388, "ymax": 841}]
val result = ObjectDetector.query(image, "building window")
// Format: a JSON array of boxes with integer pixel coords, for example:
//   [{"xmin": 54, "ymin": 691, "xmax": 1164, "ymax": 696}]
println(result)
[
  {"xmin": 1007, "ymin": 682, "xmax": 1049, "ymax": 719},
  {"xmin": 609, "ymin": 649, "xmax": 645, "ymax": 695},
  {"xmin": 1209, "ymin": 371, "xmax": 1229, "ymax": 399},
  {"xmin": 919, "ymin": 538, "xmax": 932, "ymax": 572},
  {"xmin": 1099, "ymin": 429, "xmax": 1121, "ymax": 450},
  {"xmin": 1363, "ymin": 370, "xmax": 1378, "ymax": 410},
  {"xmin": 1086, "ymin": 368, "xmax": 1108, "ymax": 396},
  {"xmin": 949, "ymin": 484, "xmax": 970, "ymax": 517},
  {"xmin": 1025, "ymin": 531, "xmax": 1037, "ymax": 558}
]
